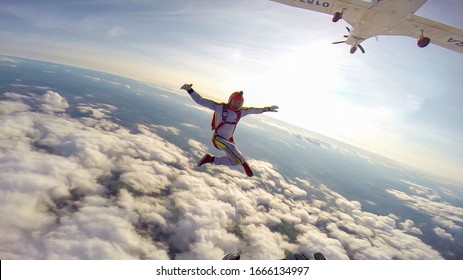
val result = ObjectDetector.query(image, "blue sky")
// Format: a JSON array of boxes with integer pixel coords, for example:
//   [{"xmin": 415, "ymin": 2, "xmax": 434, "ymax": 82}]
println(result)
[{"xmin": 0, "ymin": 0, "xmax": 462, "ymax": 183}]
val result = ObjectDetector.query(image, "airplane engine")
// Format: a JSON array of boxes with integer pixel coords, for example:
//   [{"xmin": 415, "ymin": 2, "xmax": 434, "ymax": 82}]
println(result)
[
  {"xmin": 417, "ymin": 36, "xmax": 431, "ymax": 48},
  {"xmin": 332, "ymin": 12, "xmax": 342, "ymax": 22}
]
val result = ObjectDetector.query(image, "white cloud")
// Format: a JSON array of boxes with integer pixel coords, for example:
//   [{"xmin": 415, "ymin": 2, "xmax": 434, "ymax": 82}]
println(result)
[
  {"xmin": 433, "ymin": 227, "xmax": 454, "ymax": 242},
  {"xmin": 149, "ymin": 124, "xmax": 180, "ymax": 135},
  {"xmin": 0, "ymin": 91, "xmax": 449, "ymax": 260},
  {"xmin": 0, "ymin": 57, "xmax": 20, "ymax": 64},
  {"xmin": 77, "ymin": 105, "xmax": 111, "ymax": 119},
  {"xmin": 399, "ymin": 219, "xmax": 423, "ymax": 235},
  {"xmin": 44, "ymin": 204, "xmax": 170, "ymax": 259},
  {"xmin": 181, "ymin": 123, "xmax": 200, "ymax": 130},
  {"xmin": 239, "ymin": 224, "xmax": 296, "ymax": 259},
  {"xmin": 387, "ymin": 185, "xmax": 463, "ymax": 238},
  {"xmin": 40, "ymin": 90, "xmax": 69, "ymax": 112},
  {"xmin": 401, "ymin": 180, "xmax": 441, "ymax": 201},
  {"xmin": 0, "ymin": 100, "xmax": 30, "ymax": 114},
  {"xmin": 3, "ymin": 92, "xmax": 32, "ymax": 100}
]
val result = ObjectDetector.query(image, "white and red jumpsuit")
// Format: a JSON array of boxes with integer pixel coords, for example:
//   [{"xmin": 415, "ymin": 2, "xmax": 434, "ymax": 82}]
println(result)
[{"xmin": 188, "ymin": 89, "xmax": 270, "ymax": 166}]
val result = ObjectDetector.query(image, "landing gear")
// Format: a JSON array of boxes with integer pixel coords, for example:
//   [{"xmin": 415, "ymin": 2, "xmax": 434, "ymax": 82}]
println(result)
[{"xmin": 332, "ymin": 11, "xmax": 342, "ymax": 22}]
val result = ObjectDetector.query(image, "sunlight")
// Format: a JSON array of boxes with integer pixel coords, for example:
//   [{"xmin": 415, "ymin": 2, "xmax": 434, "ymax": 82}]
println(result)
[{"xmin": 247, "ymin": 41, "xmax": 355, "ymax": 135}]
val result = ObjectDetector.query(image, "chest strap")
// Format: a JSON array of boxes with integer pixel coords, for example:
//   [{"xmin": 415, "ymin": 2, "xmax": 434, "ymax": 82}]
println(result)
[{"xmin": 211, "ymin": 105, "xmax": 242, "ymax": 135}]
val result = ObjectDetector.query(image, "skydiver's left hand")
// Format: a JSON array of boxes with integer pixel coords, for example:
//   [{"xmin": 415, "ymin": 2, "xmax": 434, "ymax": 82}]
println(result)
[{"xmin": 266, "ymin": 105, "xmax": 279, "ymax": 112}]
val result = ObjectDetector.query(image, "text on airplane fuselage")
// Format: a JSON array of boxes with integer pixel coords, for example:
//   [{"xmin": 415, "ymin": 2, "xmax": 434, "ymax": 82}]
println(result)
[
  {"xmin": 448, "ymin": 38, "xmax": 463, "ymax": 47},
  {"xmin": 297, "ymin": 0, "xmax": 330, "ymax": 8}
]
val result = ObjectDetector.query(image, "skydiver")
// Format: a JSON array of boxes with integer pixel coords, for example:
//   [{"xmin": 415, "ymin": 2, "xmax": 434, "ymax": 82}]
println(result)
[{"xmin": 181, "ymin": 83, "xmax": 279, "ymax": 177}]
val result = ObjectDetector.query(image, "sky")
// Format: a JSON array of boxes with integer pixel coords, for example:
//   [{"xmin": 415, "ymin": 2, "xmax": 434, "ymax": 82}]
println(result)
[{"xmin": 0, "ymin": 0, "xmax": 462, "ymax": 183}]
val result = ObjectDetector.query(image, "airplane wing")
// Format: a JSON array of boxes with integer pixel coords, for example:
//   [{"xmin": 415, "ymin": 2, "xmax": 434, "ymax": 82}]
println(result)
[
  {"xmin": 387, "ymin": 14, "xmax": 463, "ymax": 54},
  {"xmin": 270, "ymin": 0, "xmax": 373, "ymax": 26}
]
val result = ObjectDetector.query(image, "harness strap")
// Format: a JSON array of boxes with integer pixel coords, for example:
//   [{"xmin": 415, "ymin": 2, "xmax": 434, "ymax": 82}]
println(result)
[{"xmin": 212, "ymin": 105, "xmax": 242, "ymax": 135}]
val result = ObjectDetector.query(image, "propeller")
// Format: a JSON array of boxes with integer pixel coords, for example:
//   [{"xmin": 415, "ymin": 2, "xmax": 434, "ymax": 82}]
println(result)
[
  {"xmin": 331, "ymin": 27, "xmax": 350, "ymax": 44},
  {"xmin": 358, "ymin": 44, "xmax": 366, "ymax": 53},
  {"xmin": 331, "ymin": 26, "xmax": 366, "ymax": 54}
]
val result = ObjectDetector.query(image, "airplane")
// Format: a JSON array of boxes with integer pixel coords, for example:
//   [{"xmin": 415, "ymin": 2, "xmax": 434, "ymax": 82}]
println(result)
[{"xmin": 270, "ymin": 0, "xmax": 463, "ymax": 54}]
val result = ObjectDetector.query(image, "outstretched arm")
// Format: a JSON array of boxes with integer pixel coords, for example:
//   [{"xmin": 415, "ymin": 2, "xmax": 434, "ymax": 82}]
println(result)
[
  {"xmin": 242, "ymin": 105, "xmax": 279, "ymax": 116},
  {"xmin": 180, "ymin": 83, "xmax": 220, "ymax": 110}
]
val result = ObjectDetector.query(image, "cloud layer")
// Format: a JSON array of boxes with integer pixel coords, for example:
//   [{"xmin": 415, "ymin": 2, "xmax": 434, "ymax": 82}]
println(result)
[{"xmin": 0, "ymin": 90, "xmax": 453, "ymax": 259}]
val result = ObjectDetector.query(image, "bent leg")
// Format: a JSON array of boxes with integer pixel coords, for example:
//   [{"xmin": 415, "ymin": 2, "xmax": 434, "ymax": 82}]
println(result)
[{"xmin": 213, "ymin": 136, "xmax": 245, "ymax": 166}]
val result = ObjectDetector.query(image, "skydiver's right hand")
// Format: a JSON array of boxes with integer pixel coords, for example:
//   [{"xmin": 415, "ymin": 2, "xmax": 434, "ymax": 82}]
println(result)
[{"xmin": 181, "ymin": 83, "xmax": 193, "ymax": 91}]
